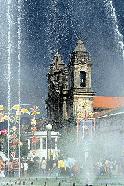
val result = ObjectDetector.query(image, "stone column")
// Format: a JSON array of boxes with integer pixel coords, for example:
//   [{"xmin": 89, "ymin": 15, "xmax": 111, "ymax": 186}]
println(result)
[{"xmin": 73, "ymin": 97, "xmax": 78, "ymax": 118}]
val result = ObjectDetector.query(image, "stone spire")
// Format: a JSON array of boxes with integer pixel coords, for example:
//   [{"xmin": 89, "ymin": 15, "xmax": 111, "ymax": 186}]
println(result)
[
  {"xmin": 54, "ymin": 50, "xmax": 63, "ymax": 64},
  {"xmin": 74, "ymin": 39, "xmax": 86, "ymax": 52},
  {"xmin": 53, "ymin": 50, "xmax": 64, "ymax": 70}
]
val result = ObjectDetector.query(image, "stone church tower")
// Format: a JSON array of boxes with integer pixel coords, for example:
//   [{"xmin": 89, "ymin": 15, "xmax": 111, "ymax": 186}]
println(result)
[
  {"xmin": 67, "ymin": 40, "xmax": 95, "ymax": 120},
  {"xmin": 46, "ymin": 51, "xmax": 68, "ymax": 129},
  {"xmin": 46, "ymin": 40, "xmax": 95, "ymax": 129}
]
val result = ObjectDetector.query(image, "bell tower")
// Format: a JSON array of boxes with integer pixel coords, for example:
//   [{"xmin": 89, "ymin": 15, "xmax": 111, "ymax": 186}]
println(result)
[
  {"xmin": 67, "ymin": 40, "xmax": 95, "ymax": 120},
  {"xmin": 47, "ymin": 51, "xmax": 68, "ymax": 129}
]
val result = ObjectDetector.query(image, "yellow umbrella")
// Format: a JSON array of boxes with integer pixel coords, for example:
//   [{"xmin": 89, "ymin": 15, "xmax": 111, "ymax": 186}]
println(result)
[
  {"xmin": 36, "ymin": 111, "xmax": 40, "ymax": 115},
  {"xmin": 21, "ymin": 108, "xmax": 30, "ymax": 114},
  {"xmin": 12, "ymin": 104, "xmax": 21, "ymax": 110},
  {"xmin": 31, "ymin": 111, "xmax": 40, "ymax": 115},
  {"xmin": 0, "ymin": 113, "xmax": 4, "ymax": 122},
  {"xmin": 0, "ymin": 105, "xmax": 4, "ymax": 111}
]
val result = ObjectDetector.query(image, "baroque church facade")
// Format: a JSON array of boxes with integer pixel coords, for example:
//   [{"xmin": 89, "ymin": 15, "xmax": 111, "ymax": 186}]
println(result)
[{"xmin": 46, "ymin": 40, "xmax": 95, "ymax": 129}]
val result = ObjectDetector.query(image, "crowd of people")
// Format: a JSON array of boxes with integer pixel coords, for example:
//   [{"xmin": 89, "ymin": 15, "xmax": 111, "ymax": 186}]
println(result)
[
  {"xmin": 95, "ymin": 159, "xmax": 124, "ymax": 176},
  {"xmin": 0, "ymin": 155, "xmax": 124, "ymax": 178},
  {"xmin": 0, "ymin": 155, "xmax": 80, "ymax": 177}
]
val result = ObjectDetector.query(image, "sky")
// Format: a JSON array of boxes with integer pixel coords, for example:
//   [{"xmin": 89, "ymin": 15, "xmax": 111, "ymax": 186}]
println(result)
[{"xmin": 0, "ymin": 0, "xmax": 124, "ymax": 116}]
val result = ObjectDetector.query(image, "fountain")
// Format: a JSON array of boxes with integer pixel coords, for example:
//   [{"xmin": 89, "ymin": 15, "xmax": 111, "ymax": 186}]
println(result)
[
  {"xmin": 17, "ymin": 0, "xmax": 22, "ymax": 178},
  {"xmin": 0, "ymin": 0, "xmax": 124, "ymax": 185},
  {"xmin": 104, "ymin": 0, "xmax": 124, "ymax": 60},
  {"xmin": 7, "ymin": 0, "xmax": 12, "ymax": 163},
  {"xmin": 6, "ymin": 0, "xmax": 22, "ymax": 176}
]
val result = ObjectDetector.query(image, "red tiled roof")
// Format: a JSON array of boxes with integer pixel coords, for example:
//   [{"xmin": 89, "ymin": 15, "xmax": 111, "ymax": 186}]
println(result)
[{"xmin": 93, "ymin": 96, "xmax": 124, "ymax": 109}]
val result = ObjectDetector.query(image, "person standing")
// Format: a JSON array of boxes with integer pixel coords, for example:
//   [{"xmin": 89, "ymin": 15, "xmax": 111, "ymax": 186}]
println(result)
[
  {"xmin": 104, "ymin": 159, "xmax": 110, "ymax": 175},
  {"xmin": 41, "ymin": 157, "xmax": 47, "ymax": 175},
  {"xmin": 12, "ymin": 159, "xmax": 19, "ymax": 177},
  {"xmin": 23, "ymin": 160, "xmax": 28, "ymax": 176},
  {"xmin": 8, "ymin": 160, "xmax": 14, "ymax": 177},
  {"xmin": 58, "ymin": 157, "xmax": 66, "ymax": 176},
  {"xmin": 0, "ymin": 157, "xmax": 5, "ymax": 177}
]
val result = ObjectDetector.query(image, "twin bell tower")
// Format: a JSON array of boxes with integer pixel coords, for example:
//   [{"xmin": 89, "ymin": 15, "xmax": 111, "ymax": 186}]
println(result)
[{"xmin": 46, "ymin": 40, "xmax": 95, "ymax": 129}]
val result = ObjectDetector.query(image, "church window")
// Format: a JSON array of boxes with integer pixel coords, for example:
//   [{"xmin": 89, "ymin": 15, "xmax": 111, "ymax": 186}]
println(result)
[{"xmin": 80, "ymin": 71, "xmax": 86, "ymax": 87}]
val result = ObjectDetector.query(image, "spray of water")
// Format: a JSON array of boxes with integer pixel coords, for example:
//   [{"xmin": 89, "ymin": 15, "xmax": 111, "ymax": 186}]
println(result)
[
  {"xmin": 45, "ymin": 0, "xmax": 72, "ymax": 60},
  {"xmin": 60, "ymin": 117, "xmax": 124, "ymax": 184},
  {"xmin": 104, "ymin": 0, "xmax": 124, "ymax": 60},
  {"xmin": 7, "ymin": 0, "xmax": 11, "ymax": 163},
  {"xmin": 6, "ymin": 0, "xmax": 22, "ymax": 177},
  {"xmin": 17, "ymin": 0, "xmax": 22, "ymax": 177},
  {"xmin": 45, "ymin": 0, "xmax": 59, "ymax": 60},
  {"xmin": 46, "ymin": 0, "xmax": 65, "ymax": 60}
]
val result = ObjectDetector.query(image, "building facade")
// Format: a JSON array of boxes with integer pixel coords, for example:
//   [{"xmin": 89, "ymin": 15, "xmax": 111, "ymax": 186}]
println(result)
[
  {"xmin": 28, "ymin": 131, "xmax": 60, "ymax": 160},
  {"xmin": 95, "ymin": 108, "xmax": 124, "ymax": 160},
  {"xmin": 46, "ymin": 40, "xmax": 95, "ymax": 129}
]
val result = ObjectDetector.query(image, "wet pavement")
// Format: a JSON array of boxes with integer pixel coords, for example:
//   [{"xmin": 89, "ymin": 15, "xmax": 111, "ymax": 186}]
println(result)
[{"xmin": 0, "ymin": 176, "xmax": 124, "ymax": 186}]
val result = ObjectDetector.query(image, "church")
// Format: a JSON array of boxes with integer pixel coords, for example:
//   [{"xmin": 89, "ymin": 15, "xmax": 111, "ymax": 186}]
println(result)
[
  {"xmin": 46, "ymin": 40, "xmax": 95, "ymax": 130},
  {"xmin": 46, "ymin": 39, "xmax": 124, "ymax": 131}
]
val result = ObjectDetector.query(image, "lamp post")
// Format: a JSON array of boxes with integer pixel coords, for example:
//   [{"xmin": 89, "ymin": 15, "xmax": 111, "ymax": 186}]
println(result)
[{"xmin": 46, "ymin": 124, "xmax": 52, "ymax": 162}]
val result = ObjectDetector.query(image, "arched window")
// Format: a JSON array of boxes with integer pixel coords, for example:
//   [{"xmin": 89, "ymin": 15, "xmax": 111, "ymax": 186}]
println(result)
[{"xmin": 80, "ymin": 71, "xmax": 86, "ymax": 87}]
